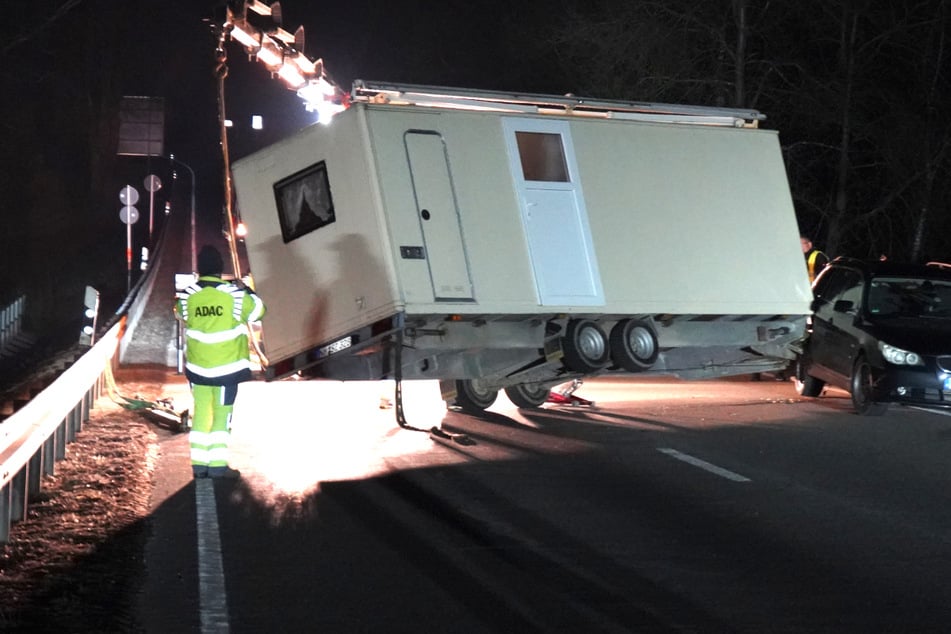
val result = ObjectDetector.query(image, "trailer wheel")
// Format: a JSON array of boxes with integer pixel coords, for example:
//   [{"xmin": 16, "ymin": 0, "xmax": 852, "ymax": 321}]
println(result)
[
  {"xmin": 609, "ymin": 319, "xmax": 659, "ymax": 371},
  {"xmin": 454, "ymin": 379, "xmax": 499, "ymax": 413},
  {"xmin": 562, "ymin": 319, "xmax": 610, "ymax": 374},
  {"xmin": 505, "ymin": 383, "xmax": 550, "ymax": 408}
]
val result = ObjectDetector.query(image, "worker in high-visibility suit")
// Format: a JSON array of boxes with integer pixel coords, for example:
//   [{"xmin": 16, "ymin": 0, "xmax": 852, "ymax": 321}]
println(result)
[
  {"xmin": 174, "ymin": 244, "xmax": 266, "ymax": 479},
  {"xmin": 801, "ymin": 235, "xmax": 830, "ymax": 285}
]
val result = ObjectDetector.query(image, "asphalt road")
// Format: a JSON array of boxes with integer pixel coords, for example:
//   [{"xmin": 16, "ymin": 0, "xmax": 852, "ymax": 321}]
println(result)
[
  {"xmin": 134, "ymin": 375, "xmax": 951, "ymax": 633},
  {"xmin": 132, "ymin": 193, "xmax": 951, "ymax": 632}
]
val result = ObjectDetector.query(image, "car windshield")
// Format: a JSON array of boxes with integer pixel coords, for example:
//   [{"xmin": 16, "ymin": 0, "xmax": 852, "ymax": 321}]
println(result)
[{"xmin": 867, "ymin": 276, "xmax": 951, "ymax": 318}]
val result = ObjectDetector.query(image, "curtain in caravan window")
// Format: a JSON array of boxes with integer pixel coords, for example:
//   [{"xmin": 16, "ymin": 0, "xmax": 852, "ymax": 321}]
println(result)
[{"xmin": 273, "ymin": 161, "xmax": 336, "ymax": 243}]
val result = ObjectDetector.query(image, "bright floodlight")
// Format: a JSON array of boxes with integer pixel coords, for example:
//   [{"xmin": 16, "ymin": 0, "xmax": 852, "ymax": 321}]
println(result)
[
  {"xmin": 225, "ymin": 3, "xmax": 348, "ymax": 124},
  {"xmin": 298, "ymin": 77, "xmax": 346, "ymax": 123}
]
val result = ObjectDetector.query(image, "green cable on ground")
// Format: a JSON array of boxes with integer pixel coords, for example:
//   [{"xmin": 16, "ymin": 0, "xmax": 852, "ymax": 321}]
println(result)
[
  {"xmin": 117, "ymin": 397, "xmax": 156, "ymax": 411},
  {"xmin": 103, "ymin": 361, "xmax": 160, "ymax": 411}
]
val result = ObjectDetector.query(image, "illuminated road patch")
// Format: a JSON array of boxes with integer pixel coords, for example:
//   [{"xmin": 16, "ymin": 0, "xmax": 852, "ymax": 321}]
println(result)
[{"xmin": 228, "ymin": 380, "xmax": 448, "ymax": 502}]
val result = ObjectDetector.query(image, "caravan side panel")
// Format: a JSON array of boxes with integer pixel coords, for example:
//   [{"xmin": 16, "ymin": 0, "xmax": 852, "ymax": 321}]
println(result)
[
  {"xmin": 572, "ymin": 118, "xmax": 812, "ymax": 314},
  {"xmin": 365, "ymin": 107, "xmax": 540, "ymax": 310},
  {"xmin": 364, "ymin": 105, "xmax": 811, "ymax": 317},
  {"xmin": 232, "ymin": 108, "xmax": 402, "ymax": 366}
]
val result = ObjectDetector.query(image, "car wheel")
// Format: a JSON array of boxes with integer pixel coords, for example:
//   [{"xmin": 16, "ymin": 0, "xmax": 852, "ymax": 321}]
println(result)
[
  {"xmin": 454, "ymin": 379, "xmax": 498, "ymax": 413},
  {"xmin": 504, "ymin": 383, "xmax": 550, "ymax": 408},
  {"xmin": 850, "ymin": 356, "xmax": 889, "ymax": 416},
  {"xmin": 609, "ymin": 319, "xmax": 659, "ymax": 371},
  {"xmin": 794, "ymin": 356, "xmax": 825, "ymax": 397},
  {"xmin": 562, "ymin": 319, "xmax": 610, "ymax": 373}
]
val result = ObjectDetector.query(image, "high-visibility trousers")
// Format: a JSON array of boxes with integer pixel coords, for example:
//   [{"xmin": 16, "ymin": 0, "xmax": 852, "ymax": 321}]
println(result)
[{"xmin": 189, "ymin": 382, "xmax": 238, "ymax": 472}]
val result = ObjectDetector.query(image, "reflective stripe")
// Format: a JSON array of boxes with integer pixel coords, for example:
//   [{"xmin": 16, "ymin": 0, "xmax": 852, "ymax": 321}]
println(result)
[
  {"xmin": 208, "ymin": 430, "xmax": 231, "ymax": 445},
  {"xmin": 190, "ymin": 447, "xmax": 212, "ymax": 463},
  {"xmin": 247, "ymin": 294, "xmax": 265, "ymax": 323},
  {"xmin": 229, "ymin": 289, "xmax": 244, "ymax": 321},
  {"xmin": 186, "ymin": 325, "xmax": 247, "ymax": 344},
  {"xmin": 191, "ymin": 430, "xmax": 231, "ymax": 465},
  {"xmin": 190, "ymin": 430, "xmax": 231, "ymax": 444},
  {"xmin": 186, "ymin": 358, "xmax": 251, "ymax": 378},
  {"xmin": 207, "ymin": 447, "xmax": 229, "ymax": 465},
  {"xmin": 191, "ymin": 448, "xmax": 230, "ymax": 466}
]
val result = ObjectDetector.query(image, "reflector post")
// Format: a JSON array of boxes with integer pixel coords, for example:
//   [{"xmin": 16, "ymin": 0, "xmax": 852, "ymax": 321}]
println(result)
[{"xmin": 79, "ymin": 286, "xmax": 100, "ymax": 346}]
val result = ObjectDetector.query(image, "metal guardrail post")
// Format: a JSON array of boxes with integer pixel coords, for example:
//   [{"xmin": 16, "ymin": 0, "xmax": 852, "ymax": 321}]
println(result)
[
  {"xmin": 10, "ymin": 469, "xmax": 26, "ymax": 522},
  {"xmin": 0, "ymin": 296, "xmax": 24, "ymax": 349},
  {"xmin": 55, "ymin": 420, "xmax": 67, "ymax": 462},
  {"xmin": 0, "ymin": 485, "xmax": 10, "ymax": 543},
  {"xmin": 28, "ymin": 452, "xmax": 42, "ymax": 498},
  {"xmin": 67, "ymin": 406, "xmax": 78, "ymax": 443},
  {"xmin": 42, "ymin": 435, "xmax": 55, "ymax": 476}
]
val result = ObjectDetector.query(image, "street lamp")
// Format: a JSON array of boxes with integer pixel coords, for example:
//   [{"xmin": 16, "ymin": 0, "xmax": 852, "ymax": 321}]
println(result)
[{"xmin": 168, "ymin": 154, "xmax": 197, "ymax": 274}]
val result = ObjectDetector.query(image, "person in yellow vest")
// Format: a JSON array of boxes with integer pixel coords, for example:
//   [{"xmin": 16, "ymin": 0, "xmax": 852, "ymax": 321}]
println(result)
[
  {"xmin": 801, "ymin": 235, "xmax": 830, "ymax": 284},
  {"xmin": 174, "ymin": 245, "xmax": 266, "ymax": 479}
]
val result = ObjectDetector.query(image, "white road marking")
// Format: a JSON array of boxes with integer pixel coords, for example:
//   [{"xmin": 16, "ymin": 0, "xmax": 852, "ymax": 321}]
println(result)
[
  {"xmin": 657, "ymin": 448, "xmax": 751, "ymax": 482},
  {"xmin": 196, "ymin": 479, "xmax": 231, "ymax": 633},
  {"xmin": 906, "ymin": 405, "xmax": 951, "ymax": 417}
]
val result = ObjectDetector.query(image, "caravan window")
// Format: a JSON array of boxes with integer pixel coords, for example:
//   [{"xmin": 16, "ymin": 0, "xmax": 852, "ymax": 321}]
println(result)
[
  {"xmin": 273, "ymin": 161, "xmax": 336, "ymax": 243},
  {"xmin": 514, "ymin": 132, "xmax": 570, "ymax": 182}
]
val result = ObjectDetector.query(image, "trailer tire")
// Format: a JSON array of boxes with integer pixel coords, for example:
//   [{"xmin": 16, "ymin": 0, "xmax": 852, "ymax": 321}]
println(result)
[
  {"xmin": 609, "ymin": 319, "xmax": 659, "ymax": 371},
  {"xmin": 505, "ymin": 383, "xmax": 550, "ymax": 408},
  {"xmin": 561, "ymin": 319, "xmax": 610, "ymax": 374},
  {"xmin": 454, "ymin": 379, "xmax": 499, "ymax": 413}
]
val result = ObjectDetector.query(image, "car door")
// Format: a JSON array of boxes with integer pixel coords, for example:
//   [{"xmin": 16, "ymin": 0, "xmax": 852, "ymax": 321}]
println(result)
[
  {"xmin": 810, "ymin": 267, "xmax": 864, "ymax": 385},
  {"xmin": 824, "ymin": 271, "xmax": 865, "ymax": 379}
]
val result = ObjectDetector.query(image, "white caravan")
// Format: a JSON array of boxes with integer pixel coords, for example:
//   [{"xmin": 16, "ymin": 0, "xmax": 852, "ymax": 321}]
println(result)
[{"xmin": 231, "ymin": 81, "xmax": 812, "ymax": 412}]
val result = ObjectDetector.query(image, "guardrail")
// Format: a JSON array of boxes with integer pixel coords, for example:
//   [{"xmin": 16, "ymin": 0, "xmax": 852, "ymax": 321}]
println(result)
[
  {"xmin": 0, "ymin": 296, "xmax": 25, "ymax": 349},
  {"xmin": 0, "ymin": 206, "xmax": 185, "ymax": 544},
  {"xmin": 0, "ymin": 319, "xmax": 124, "ymax": 543}
]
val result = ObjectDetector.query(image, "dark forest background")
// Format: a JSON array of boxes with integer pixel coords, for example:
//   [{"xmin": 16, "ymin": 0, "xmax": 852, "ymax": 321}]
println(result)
[{"xmin": 1, "ymin": 0, "xmax": 949, "ymax": 341}]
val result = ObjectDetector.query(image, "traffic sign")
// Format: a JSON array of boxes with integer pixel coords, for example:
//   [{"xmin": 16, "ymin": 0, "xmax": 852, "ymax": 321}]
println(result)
[
  {"xmin": 144, "ymin": 174, "xmax": 162, "ymax": 193},
  {"xmin": 120, "ymin": 206, "xmax": 140, "ymax": 224},
  {"xmin": 119, "ymin": 185, "xmax": 139, "ymax": 206}
]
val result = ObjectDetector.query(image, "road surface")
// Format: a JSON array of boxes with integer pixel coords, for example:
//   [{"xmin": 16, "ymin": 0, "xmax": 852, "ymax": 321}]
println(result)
[{"xmin": 135, "ymin": 375, "xmax": 951, "ymax": 632}]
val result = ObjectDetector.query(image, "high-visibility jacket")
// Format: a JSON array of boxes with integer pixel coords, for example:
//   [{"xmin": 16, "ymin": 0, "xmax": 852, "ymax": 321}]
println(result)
[
  {"xmin": 175, "ymin": 276, "xmax": 266, "ymax": 385},
  {"xmin": 805, "ymin": 249, "xmax": 829, "ymax": 284}
]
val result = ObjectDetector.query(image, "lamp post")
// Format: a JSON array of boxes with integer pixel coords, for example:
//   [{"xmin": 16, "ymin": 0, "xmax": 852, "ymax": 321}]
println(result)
[{"xmin": 169, "ymin": 154, "xmax": 197, "ymax": 273}]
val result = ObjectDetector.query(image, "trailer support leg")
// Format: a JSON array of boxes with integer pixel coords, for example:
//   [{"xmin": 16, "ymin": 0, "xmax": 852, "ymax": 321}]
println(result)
[{"xmin": 390, "ymin": 331, "xmax": 472, "ymax": 444}]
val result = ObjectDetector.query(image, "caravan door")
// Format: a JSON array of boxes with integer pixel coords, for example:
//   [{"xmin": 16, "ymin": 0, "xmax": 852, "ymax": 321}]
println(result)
[
  {"xmin": 502, "ymin": 118, "xmax": 604, "ymax": 306},
  {"xmin": 405, "ymin": 131, "xmax": 475, "ymax": 301}
]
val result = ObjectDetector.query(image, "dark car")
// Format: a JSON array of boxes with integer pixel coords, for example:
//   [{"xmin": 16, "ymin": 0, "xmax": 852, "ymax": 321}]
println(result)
[{"xmin": 795, "ymin": 257, "xmax": 951, "ymax": 415}]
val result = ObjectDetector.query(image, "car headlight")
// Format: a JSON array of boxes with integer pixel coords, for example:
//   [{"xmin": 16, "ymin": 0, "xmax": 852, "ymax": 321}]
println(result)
[{"xmin": 879, "ymin": 342, "xmax": 923, "ymax": 366}]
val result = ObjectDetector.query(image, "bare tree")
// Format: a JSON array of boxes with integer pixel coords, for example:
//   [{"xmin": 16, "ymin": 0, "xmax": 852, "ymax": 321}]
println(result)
[{"xmin": 530, "ymin": 0, "xmax": 951, "ymax": 262}]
